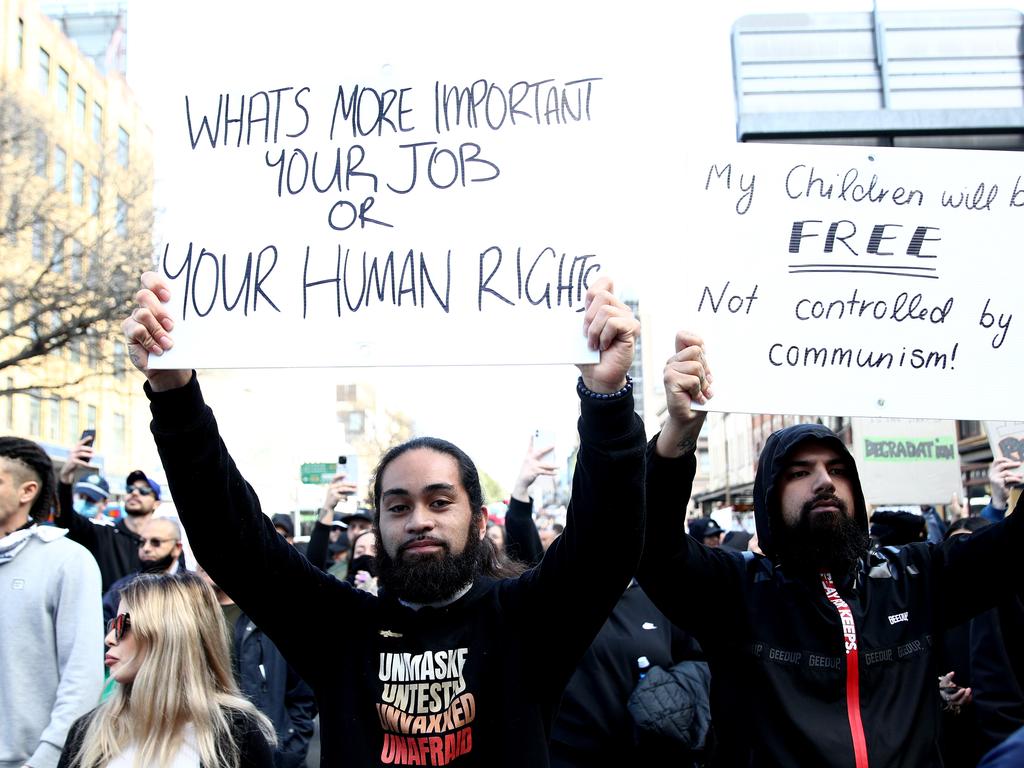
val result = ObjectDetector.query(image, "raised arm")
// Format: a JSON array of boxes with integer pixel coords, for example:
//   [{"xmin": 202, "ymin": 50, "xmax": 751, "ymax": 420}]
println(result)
[
  {"xmin": 52, "ymin": 437, "xmax": 100, "ymax": 548},
  {"xmin": 122, "ymin": 273, "xmax": 362, "ymax": 675},
  {"xmin": 502, "ymin": 438, "xmax": 555, "ymax": 566},
  {"xmin": 636, "ymin": 332, "xmax": 748, "ymax": 641},
  {"xmin": 508, "ymin": 279, "xmax": 645, "ymax": 680},
  {"xmin": 305, "ymin": 474, "xmax": 357, "ymax": 571},
  {"xmin": 936, "ymin": 489, "xmax": 1024, "ymax": 628}
]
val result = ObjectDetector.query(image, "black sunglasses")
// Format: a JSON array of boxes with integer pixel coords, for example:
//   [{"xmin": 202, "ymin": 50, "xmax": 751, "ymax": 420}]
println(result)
[
  {"xmin": 106, "ymin": 612, "xmax": 131, "ymax": 642},
  {"xmin": 138, "ymin": 537, "xmax": 178, "ymax": 549},
  {"xmin": 127, "ymin": 484, "xmax": 155, "ymax": 496}
]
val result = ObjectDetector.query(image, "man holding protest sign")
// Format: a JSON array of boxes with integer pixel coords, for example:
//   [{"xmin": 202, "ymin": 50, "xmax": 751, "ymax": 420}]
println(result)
[
  {"xmin": 637, "ymin": 331, "xmax": 1024, "ymax": 768},
  {"xmin": 122, "ymin": 272, "xmax": 645, "ymax": 767}
]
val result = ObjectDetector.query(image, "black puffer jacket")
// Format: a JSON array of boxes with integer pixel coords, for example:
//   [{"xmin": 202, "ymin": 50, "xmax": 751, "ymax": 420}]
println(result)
[{"xmin": 638, "ymin": 424, "xmax": 1024, "ymax": 767}]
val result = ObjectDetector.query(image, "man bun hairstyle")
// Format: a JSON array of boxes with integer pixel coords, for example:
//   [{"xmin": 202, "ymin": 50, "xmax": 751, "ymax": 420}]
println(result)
[{"xmin": 0, "ymin": 437, "xmax": 55, "ymax": 522}]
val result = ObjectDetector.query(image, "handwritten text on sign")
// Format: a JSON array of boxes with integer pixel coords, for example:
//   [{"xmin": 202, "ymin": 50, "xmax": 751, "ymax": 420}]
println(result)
[
  {"xmin": 147, "ymin": 65, "xmax": 629, "ymax": 369},
  {"xmin": 650, "ymin": 142, "xmax": 1023, "ymax": 421}
]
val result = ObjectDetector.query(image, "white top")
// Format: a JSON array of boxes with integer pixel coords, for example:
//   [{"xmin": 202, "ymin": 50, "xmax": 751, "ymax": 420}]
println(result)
[{"xmin": 107, "ymin": 722, "xmax": 201, "ymax": 767}]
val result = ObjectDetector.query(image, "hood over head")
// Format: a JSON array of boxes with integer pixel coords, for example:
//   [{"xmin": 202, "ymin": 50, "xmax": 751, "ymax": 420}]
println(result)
[{"xmin": 752, "ymin": 423, "xmax": 867, "ymax": 561}]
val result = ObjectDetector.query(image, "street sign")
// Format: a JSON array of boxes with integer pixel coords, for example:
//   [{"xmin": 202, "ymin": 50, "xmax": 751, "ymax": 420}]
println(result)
[{"xmin": 301, "ymin": 462, "xmax": 336, "ymax": 485}]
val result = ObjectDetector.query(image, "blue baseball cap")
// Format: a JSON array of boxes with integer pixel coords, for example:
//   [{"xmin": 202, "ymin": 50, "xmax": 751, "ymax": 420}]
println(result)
[
  {"xmin": 73, "ymin": 473, "xmax": 110, "ymax": 502},
  {"xmin": 126, "ymin": 470, "xmax": 161, "ymax": 499}
]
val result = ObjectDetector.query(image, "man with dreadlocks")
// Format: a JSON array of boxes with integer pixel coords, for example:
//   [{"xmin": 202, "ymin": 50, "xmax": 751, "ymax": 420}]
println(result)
[{"xmin": 0, "ymin": 437, "xmax": 103, "ymax": 768}]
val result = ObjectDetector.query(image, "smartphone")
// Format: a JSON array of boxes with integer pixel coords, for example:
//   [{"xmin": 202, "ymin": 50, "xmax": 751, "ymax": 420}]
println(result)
[
  {"xmin": 81, "ymin": 429, "xmax": 96, "ymax": 446},
  {"xmin": 533, "ymin": 429, "xmax": 557, "ymax": 463},
  {"xmin": 338, "ymin": 455, "xmax": 359, "ymax": 486}
]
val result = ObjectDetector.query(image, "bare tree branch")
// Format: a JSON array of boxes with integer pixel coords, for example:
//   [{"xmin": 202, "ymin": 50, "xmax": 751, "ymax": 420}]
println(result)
[{"xmin": 0, "ymin": 86, "xmax": 153, "ymax": 398}]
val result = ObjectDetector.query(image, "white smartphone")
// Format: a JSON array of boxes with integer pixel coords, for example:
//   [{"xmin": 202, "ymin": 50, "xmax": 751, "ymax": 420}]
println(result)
[
  {"xmin": 533, "ymin": 429, "xmax": 557, "ymax": 464},
  {"xmin": 337, "ymin": 455, "xmax": 359, "ymax": 486}
]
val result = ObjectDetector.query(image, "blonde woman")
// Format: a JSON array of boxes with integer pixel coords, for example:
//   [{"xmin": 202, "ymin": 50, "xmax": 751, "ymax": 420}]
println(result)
[{"xmin": 58, "ymin": 572, "xmax": 276, "ymax": 768}]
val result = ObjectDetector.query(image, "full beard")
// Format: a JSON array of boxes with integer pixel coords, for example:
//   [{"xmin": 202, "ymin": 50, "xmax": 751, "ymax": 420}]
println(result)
[
  {"xmin": 377, "ymin": 523, "xmax": 484, "ymax": 603},
  {"xmin": 778, "ymin": 493, "xmax": 869, "ymax": 579}
]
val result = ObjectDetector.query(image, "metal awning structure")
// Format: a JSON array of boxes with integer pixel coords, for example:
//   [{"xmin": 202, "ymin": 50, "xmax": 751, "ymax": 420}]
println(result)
[{"xmin": 733, "ymin": 9, "xmax": 1024, "ymax": 142}]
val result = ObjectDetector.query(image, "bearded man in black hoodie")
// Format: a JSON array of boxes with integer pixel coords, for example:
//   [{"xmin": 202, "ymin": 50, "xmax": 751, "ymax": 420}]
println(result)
[
  {"xmin": 637, "ymin": 331, "xmax": 1024, "ymax": 768},
  {"xmin": 122, "ymin": 272, "xmax": 645, "ymax": 768}
]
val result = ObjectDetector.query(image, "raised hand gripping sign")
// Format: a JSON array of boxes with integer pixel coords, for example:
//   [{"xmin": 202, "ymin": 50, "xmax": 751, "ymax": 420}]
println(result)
[{"xmin": 648, "ymin": 142, "xmax": 1024, "ymax": 421}]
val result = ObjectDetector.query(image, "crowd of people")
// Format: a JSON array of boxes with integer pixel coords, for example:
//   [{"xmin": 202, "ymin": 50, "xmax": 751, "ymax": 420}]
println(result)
[{"xmin": 1, "ymin": 274, "xmax": 1022, "ymax": 767}]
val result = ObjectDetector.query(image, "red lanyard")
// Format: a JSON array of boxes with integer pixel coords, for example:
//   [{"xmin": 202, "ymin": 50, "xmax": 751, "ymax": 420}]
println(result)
[{"xmin": 821, "ymin": 571, "xmax": 869, "ymax": 768}]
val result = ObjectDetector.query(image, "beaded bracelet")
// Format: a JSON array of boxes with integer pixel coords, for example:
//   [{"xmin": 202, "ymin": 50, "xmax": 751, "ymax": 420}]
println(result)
[{"xmin": 577, "ymin": 375, "xmax": 633, "ymax": 400}]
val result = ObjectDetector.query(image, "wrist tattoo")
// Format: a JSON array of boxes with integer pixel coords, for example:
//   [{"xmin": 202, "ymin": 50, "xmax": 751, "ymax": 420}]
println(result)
[{"xmin": 676, "ymin": 437, "xmax": 697, "ymax": 454}]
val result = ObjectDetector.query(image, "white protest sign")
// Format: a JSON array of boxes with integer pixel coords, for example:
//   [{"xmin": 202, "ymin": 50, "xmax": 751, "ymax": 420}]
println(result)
[
  {"xmin": 648, "ymin": 142, "xmax": 1024, "ymax": 421},
  {"xmin": 137, "ymin": 2, "xmax": 692, "ymax": 370},
  {"xmin": 851, "ymin": 418, "xmax": 961, "ymax": 506},
  {"xmin": 986, "ymin": 421, "xmax": 1024, "ymax": 462}
]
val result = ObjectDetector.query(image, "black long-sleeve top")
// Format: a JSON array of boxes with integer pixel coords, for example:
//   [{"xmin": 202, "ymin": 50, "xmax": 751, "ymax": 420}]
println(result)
[{"xmin": 147, "ymin": 374, "xmax": 645, "ymax": 767}]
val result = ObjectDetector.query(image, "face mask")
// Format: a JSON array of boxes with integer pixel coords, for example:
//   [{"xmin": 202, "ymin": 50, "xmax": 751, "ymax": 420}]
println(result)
[
  {"xmin": 73, "ymin": 498, "xmax": 98, "ymax": 517},
  {"xmin": 346, "ymin": 555, "xmax": 378, "ymax": 584},
  {"xmin": 140, "ymin": 552, "xmax": 176, "ymax": 574}
]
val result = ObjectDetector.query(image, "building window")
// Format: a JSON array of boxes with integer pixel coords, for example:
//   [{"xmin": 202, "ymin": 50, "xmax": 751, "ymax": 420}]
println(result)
[
  {"xmin": 90, "ymin": 175, "xmax": 101, "ymax": 216},
  {"xmin": 113, "ymin": 341, "xmax": 126, "ymax": 379},
  {"xmin": 336, "ymin": 384, "xmax": 357, "ymax": 402},
  {"xmin": 70, "ymin": 240, "xmax": 83, "ymax": 280},
  {"xmin": 32, "ymin": 219, "xmax": 46, "ymax": 262},
  {"xmin": 86, "ymin": 404, "xmax": 97, "ymax": 429},
  {"xmin": 53, "ymin": 146, "xmax": 66, "ymax": 191},
  {"xmin": 116, "ymin": 196, "xmax": 128, "ymax": 237},
  {"xmin": 92, "ymin": 102, "xmax": 103, "ymax": 143},
  {"xmin": 117, "ymin": 127, "xmax": 129, "ymax": 167},
  {"xmin": 75, "ymin": 85, "xmax": 87, "ymax": 128},
  {"xmin": 28, "ymin": 301, "xmax": 40, "ymax": 340},
  {"xmin": 959, "ymin": 421, "xmax": 983, "ymax": 441},
  {"xmin": 51, "ymin": 228, "xmax": 64, "ymax": 270},
  {"xmin": 72, "ymin": 162, "xmax": 85, "ymax": 206},
  {"xmin": 69, "ymin": 339, "xmax": 80, "ymax": 364},
  {"xmin": 85, "ymin": 250, "xmax": 97, "ymax": 285},
  {"xmin": 56, "ymin": 67, "xmax": 69, "ymax": 112},
  {"xmin": 29, "ymin": 392, "xmax": 41, "ymax": 435},
  {"xmin": 38, "ymin": 48, "xmax": 50, "ymax": 95},
  {"xmin": 48, "ymin": 398, "xmax": 61, "ymax": 441},
  {"xmin": 67, "ymin": 400, "xmax": 79, "ymax": 435},
  {"xmin": 346, "ymin": 410, "xmax": 366, "ymax": 436},
  {"xmin": 34, "ymin": 130, "xmax": 47, "ymax": 177},
  {"xmin": 17, "ymin": 19, "xmax": 24, "ymax": 70}
]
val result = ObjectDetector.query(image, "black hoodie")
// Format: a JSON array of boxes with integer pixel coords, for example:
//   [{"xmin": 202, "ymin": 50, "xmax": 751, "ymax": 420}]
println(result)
[
  {"xmin": 146, "ymin": 374, "xmax": 645, "ymax": 768},
  {"xmin": 638, "ymin": 424, "xmax": 1024, "ymax": 768}
]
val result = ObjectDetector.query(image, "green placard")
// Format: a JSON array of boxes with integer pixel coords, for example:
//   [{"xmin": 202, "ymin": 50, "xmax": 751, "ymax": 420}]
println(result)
[
  {"xmin": 301, "ymin": 462, "xmax": 337, "ymax": 484},
  {"xmin": 862, "ymin": 437, "xmax": 956, "ymax": 462}
]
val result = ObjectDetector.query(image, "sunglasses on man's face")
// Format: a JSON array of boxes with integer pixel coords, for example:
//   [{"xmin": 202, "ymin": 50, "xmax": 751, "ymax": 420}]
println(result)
[
  {"xmin": 127, "ymin": 485, "xmax": 155, "ymax": 496},
  {"xmin": 139, "ymin": 537, "xmax": 177, "ymax": 549},
  {"xmin": 106, "ymin": 612, "xmax": 131, "ymax": 643}
]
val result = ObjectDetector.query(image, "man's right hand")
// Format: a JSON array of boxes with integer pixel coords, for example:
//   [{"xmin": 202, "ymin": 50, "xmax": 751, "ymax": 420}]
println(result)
[
  {"xmin": 319, "ymin": 474, "xmax": 359, "ymax": 523},
  {"xmin": 59, "ymin": 436, "xmax": 96, "ymax": 484},
  {"xmin": 656, "ymin": 331, "xmax": 712, "ymax": 459},
  {"xmin": 121, "ymin": 272, "xmax": 191, "ymax": 392},
  {"xmin": 989, "ymin": 456, "xmax": 1023, "ymax": 510},
  {"xmin": 511, "ymin": 437, "xmax": 558, "ymax": 503}
]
